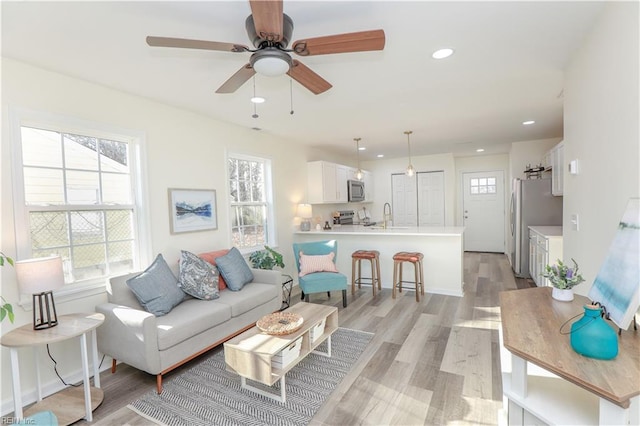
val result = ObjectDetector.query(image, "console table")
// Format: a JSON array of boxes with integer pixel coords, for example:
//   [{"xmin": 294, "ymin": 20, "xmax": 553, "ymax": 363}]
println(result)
[
  {"xmin": 0, "ymin": 313, "xmax": 105, "ymax": 424},
  {"xmin": 499, "ymin": 287, "xmax": 639, "ymax": 425}
]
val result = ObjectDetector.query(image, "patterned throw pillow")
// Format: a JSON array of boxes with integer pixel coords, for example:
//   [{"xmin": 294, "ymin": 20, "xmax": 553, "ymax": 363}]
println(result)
[
  {"xmin": 126, "ymin": 254, "xmax": 186, "ymax": 316},
  {"xmin": 178, "ymin": 250, "xmax": 220, "ymax": 300},
  {"xmin": 298, "ymin": 252, "xmax": 338, "ymax": 277},
  {"xmin": 215, "ymin": 247, "xmax": 254, "ymax": 291}
]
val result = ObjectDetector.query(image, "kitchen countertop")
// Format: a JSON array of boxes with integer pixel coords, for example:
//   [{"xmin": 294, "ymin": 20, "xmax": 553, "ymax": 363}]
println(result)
[
  {"xmin": 295, "ymin": 224, "xmax": 464, "ymax": 237},
  {"xmin": 528, "ymin": 225, "xmax": 563, "ymax": 237}
]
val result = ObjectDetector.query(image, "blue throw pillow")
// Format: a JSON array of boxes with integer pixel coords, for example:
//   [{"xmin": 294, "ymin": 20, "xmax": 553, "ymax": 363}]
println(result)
[
  {"xmin": 215, "ymin": 247, "xmax": 254, "ymax": 291},
  {"xmin": 126, "ymin": 254, "xmax": 185, "ymax": 316},
  {"xmin": 178, "ymin": 250, "xmax": 220, "ymax": 300}
]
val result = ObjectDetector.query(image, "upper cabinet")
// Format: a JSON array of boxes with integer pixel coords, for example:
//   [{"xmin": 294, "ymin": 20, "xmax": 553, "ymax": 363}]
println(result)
[
  {"xmin": 307, "ymin": 161, "xmax": 373, "ymax": 204},
  {"xmin": 550, "ymin": 142, "xmax": 564, "ymax": 196}
]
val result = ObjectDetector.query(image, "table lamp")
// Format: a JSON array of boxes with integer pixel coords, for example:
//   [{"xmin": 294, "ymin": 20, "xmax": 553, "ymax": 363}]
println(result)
[
  {"xmin": 15, "ymin": 256, "xmax": 65, "ymax": 330},
  {"xmin": 297, "ymin": 204, "xmax": 312, "ymax": 231}
]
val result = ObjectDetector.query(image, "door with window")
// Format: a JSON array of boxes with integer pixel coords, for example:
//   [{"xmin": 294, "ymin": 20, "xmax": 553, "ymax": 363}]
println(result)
[{"xmin": 462, "ymin": 171, "xmax": 505, "ymax": 252}]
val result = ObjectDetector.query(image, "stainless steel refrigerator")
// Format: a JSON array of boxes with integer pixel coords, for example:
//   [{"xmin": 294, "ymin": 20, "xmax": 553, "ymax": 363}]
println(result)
[{"xmin": 509, "ymin": 178, "xmax": 563, "ymax": 277}]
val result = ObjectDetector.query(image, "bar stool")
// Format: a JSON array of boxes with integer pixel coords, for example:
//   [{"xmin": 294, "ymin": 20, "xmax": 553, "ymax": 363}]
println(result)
[
  {"xmin": 392, "ymin": 251, "xmax": 424, "ymax": 302},
  {"xmin": 351, "ymin": 250, "xmax": 382, "ymax": 296}
]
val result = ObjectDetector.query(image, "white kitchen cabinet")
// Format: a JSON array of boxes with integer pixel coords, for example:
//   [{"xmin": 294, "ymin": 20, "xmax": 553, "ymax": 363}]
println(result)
[
  {"xmin": 528, "ymin": 226, "xmax": 563, "ymax": 286},
  {"xmin": 550, "ymin": 142, "xmax": 564, "ymax": 196},
  {"xmin": 307, "ymin": 161, "xmax": 366, "ymax": 204}
]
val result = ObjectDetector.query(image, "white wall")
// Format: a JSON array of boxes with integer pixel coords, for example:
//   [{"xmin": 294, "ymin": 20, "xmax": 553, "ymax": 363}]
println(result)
[
  {"xmin": 563, "ymin": 2, "xmax": 639, "ymax": 297},
  {"xmin": 0, "ymin": 58, "xmax": 315, "ymax": 413}
]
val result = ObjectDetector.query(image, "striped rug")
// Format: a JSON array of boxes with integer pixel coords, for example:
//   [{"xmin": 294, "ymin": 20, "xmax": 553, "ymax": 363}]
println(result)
[{"xmin": 129, "ymin": 327, "xmax": 373, "ymax": 426}]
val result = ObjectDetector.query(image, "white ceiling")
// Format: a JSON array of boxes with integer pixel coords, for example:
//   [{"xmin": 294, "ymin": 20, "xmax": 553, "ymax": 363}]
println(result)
[{"xmin": 1, "ymin": 1, "xmax": 605, "ymax": 160}]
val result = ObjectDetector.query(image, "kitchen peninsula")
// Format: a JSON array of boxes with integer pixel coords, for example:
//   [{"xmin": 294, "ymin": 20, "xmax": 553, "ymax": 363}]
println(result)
[{"xmin": 294, "ymin": 225, "xmax": 464, "ymax": 297}]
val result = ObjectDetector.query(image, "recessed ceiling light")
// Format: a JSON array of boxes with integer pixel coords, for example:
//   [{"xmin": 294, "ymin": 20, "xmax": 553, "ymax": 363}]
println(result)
[
  {"xmin": 522, "ymin": 120, "xmax": 535, "ymax": 125},
  {"xmin": 476, "ymin": 148, "xmax": 485, "ymax": 153},
  {"xmin": 250, "ymin": 96, "xmax": 265, "ymax": 104},
  {"xmin": 432, "ymin": 48, "xmax": 454, "ymax": 59},
  {"xmin": 359, "ymin": 146, "xmax": 366, "ymax": 151},
  {"xmin": 377, "ymin": 154, "xmax": 384, "ymax": 158}
]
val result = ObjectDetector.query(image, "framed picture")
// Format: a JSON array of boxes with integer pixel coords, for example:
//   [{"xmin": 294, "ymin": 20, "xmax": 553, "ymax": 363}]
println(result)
[
  {"xmin": 168, "ymin": 188, "xmax": 217, "ymax": 234},
  {"xmin": 588, "ymin": 198, "xmax": 640, "ymax": 330}
]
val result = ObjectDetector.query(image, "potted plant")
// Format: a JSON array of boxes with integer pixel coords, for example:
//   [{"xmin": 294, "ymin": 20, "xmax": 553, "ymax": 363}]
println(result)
[
  {"xmin": 0, "ymin": 252, "xmax": 15, "ymax": 323},
  {"xmin": 543, "ymin": 258, "xmax": 585, "ymax": 301},
  {"xmin": 249, "ymin": 246, "xmax": 285, "ymax": 270}
]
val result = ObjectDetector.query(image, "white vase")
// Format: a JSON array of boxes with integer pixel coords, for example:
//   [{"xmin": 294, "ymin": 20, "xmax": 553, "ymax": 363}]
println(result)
[{"xmin": 552, "ymin": 287, "xmax": 574, "ymax": 302}]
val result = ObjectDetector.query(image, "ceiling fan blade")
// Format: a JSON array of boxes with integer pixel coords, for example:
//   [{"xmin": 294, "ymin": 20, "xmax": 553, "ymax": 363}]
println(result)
[
  {"xmin": 216, "ymin": 64, "xmax": 256, "ymax": 94},
  {"xmin": 146, "ymin": 36, "xmax": 248, "ymax": 53},
  {"xmin": 287, "ymin": 60, "xmax": 332, "ymax": 95},
  {"xmin": 292, "ymin": 29, "xmax": 385, "ymax": 56},
  {"xmin": 249, "ymin": 0, "xmax": 283, "ymax": 42}
]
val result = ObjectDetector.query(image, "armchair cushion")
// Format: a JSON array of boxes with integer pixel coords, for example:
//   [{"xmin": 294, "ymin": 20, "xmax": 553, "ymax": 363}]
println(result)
[
  {"xmin": 298, "ymin": 252, "xmax": 338, "ymax": 276},
  {"xmin": 126, "ymin": 254, "xmax": 186, "ymax": 316}
]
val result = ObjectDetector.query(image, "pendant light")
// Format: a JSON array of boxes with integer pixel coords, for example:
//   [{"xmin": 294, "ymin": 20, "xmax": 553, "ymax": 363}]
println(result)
[
  {"xmin": 354, "ymin": 137, "xmax": 363, "ymax": 180},
  {"xmin": 404, "ymin": 130, "xmax": 414, "ymax": 177}
]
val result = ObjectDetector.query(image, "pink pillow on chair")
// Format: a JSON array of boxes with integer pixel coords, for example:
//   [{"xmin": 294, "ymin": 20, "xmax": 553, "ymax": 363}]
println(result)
[{"xmin": 298, "ymin": 251, "xmax": 338, "ymax": 277}]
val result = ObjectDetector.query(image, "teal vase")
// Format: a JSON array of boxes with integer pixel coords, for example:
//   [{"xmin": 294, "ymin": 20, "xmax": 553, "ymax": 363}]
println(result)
[{"xmin": 570, "ymin": 304, "xmax": 618, "ymax": 360}]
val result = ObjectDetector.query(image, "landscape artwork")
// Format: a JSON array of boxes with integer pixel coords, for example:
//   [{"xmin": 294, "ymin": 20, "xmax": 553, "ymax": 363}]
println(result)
[
  {"xmin": 169, "ymin": 188, "xmax": 217, "ymax": 233},
  {"xmin": 588, "ymin": 198, "xmax": 640, "ymax": 330}
]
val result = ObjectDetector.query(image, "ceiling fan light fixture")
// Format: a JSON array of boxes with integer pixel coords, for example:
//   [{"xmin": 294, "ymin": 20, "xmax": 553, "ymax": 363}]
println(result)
[
  {"xmin": 250, "ymin": 48, "xmax": 293, "ymax": 77},
  {"xmin": 432, "ymin": 48, "xmax": 454, "ymax": 59}
]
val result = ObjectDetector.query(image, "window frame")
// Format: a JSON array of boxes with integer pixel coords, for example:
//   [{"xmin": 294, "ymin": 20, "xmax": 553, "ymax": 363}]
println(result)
[
  {"xmin": 226, "ymin": 152, "xmax": 277, "ymax": 253},
  {"xmin": 9, "ymin": 107, "xmax": 152, "ymax": 306}
]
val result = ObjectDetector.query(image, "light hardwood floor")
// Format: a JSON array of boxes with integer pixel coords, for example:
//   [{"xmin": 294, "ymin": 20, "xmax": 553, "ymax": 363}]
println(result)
[{"xmin": 76, "ymin": 252, "xmax": 532, "ymax": 425}]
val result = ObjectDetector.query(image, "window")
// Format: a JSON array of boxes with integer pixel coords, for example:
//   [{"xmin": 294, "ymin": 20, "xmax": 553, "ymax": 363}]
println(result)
[
  {"xmin": 228, "ymin": 154, "xmax": 275, "ymax": 250},
  {"xmin": 12, "ymin": 111, "xmax": 148, "ymax": 295},
  {"xmin": 470, "ymin": 177, "xmax": 497, "ymax": 195}
]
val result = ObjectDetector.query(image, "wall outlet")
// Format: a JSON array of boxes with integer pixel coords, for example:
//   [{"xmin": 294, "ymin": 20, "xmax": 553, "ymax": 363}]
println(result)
[{"xmin": 570, "ymin": 213, "xmax": 579, "ymax": 231}]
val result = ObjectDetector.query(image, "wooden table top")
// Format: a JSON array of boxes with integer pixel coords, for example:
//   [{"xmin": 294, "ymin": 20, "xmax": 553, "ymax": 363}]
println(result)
[
  {"xmin": 1, "ymin": 312, "xmax": 105, "ymax": 347},
  {"xmin": 500, "ymin": 287, "xmax": 639, "ymax": 408}
]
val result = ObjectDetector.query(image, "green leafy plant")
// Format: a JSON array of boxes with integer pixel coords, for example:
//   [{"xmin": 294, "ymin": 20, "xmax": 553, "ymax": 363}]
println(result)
[
  {"xmin": 543, "ymin": 258, "xmax": 585, "ymax": 290},
  {"xmin": 0, "ymin": 252, "xmax": 15, "ymax": 323},
  {"xmin": 249, "ymin": 246, "xmax": 284, "ymax": 270}
]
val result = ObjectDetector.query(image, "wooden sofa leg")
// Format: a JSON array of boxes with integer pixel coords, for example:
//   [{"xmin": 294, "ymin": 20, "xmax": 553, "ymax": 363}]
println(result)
[
  {"xmin": 342, "ymin": 289, "xmax": 347, "ymax": 307},
  {"xmin": 156, "ymin": 374, "xmax": 163, "ymax": 394},
  {"xmin": 111, "ymin": 359, "xmax": 117, "ymax": 374}
]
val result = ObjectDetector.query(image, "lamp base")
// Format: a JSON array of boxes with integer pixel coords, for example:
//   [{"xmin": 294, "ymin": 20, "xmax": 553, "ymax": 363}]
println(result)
[
  {"xmin": 33, "ymin": 291, "xmax": 59, "ymax": 330},
  {"xmin": 300, "ymin": 220, "xmax": 311, "ymax": 232}
]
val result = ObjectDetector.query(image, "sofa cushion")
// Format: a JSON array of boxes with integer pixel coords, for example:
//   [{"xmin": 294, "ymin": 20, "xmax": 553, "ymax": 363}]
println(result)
[
  {"xmin": 216, "ymin": 282, "xmax": 280, "ymax": 318},
  {"xmin": 178, "ymin": 250, "xmax": 220, "ymax": 300},
  {"xmin": 155, "ymin": 299, "xmax": 231, "ymax": 350},
  {"xmin": 215, "ymin": 247, "xmax": 254, "ymax": 291},
  {"xmin": 198, "ymin": 250, "xmax": 229, "ymax": 290},
  {"xmin": 126, "ymin": 254, "xmax": 185, "ymax": 316}
]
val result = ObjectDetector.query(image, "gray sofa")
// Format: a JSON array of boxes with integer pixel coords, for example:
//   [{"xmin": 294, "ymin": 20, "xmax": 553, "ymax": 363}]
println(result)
[{"xmin": 96, "ymin": 267, "xmax": 281, "ymax": 393}]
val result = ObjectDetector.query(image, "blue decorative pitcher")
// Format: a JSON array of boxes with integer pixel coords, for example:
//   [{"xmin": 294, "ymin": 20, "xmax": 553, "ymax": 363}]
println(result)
[{"xmin": 570, "ymin": 304, "xmax": 618, "ymax": 360}]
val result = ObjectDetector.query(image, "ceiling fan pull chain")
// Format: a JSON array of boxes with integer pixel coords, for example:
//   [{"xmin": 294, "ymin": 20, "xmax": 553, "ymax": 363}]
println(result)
[
  {"xmin": 252, "ymin": 76, "xmax": 259, "ymax": 119},
  {"xmin": 290, "ymin": 78, "xmax": 294, "ymax": 115}
]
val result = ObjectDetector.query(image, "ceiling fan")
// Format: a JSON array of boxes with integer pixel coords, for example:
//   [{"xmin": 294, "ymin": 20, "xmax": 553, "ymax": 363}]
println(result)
[{"xmin": 146, "ymin": 0, "xmax": 385, "ymax": 95}]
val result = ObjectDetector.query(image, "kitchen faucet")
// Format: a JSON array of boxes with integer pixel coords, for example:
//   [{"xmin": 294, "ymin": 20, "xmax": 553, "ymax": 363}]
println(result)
[{"xmin": 383, "ymin": 203, "xmax": 392, "ymax": 229}]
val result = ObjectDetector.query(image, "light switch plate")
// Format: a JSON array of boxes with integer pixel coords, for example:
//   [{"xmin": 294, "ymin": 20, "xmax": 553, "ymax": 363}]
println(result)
[
  {"xmin": 570, "ymin": 214, "xmax": 579, "ymax": 231},
  {"xmin": 569, "ymin": 160, "xmax": 579, "ymax": 175}
]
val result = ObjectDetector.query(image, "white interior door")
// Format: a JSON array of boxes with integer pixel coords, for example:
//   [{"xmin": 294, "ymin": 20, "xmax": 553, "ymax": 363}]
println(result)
[
  {"xmin": 391, "ymin": 173, "xmax": 417, "ymax": 226},
  {"xmin": 463, "ymin": 171, "xmax": 505, "ymax": 252},
  {"xmin": 417, "ymin": 171, "xmax": 445, "ymax": 226}
]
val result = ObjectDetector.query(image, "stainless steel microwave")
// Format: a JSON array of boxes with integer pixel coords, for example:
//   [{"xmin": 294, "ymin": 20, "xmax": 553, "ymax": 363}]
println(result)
[{"xmin": 347, "ymin": 179, "xmax": 365, "ymax": 202}]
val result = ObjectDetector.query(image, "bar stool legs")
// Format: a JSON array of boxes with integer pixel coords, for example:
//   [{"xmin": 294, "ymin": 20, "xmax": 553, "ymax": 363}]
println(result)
[
  {"xmin": 351, "ymin": 250, "xmax": 382, "ymax": 296},
  {"xmin": 392, "ymin": 252, "xmax": 424, "ymax": 302}
]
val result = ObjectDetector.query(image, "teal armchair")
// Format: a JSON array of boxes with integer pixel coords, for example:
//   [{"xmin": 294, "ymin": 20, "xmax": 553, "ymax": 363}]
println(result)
[{"xmin": 293, "ymin": 240, "xmax": 348, "ymax": 307}]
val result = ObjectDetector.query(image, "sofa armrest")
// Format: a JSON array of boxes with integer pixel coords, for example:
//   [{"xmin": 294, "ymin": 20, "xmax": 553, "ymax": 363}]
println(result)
[
  {"xmin": 249, "ymin": 268, "xmax": 281, "ymax": 287},
  {"xmin": 95, "ymin": 302, "xmax": 162, "ymax": 374}
]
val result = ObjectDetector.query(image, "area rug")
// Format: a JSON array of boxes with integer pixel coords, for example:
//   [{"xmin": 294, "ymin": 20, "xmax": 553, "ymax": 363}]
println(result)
[{"xmin": 129, "ymin": 327, "xmax": 373, "ymax": 426}]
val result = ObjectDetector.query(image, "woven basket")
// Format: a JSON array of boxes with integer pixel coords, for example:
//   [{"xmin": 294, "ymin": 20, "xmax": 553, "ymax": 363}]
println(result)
[{"xmin": 256, "ymin": 312, "xmax": 304, "ymax": 335}]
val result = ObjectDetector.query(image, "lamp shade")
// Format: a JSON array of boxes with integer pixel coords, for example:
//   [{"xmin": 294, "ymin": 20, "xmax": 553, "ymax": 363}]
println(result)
[
  {"xmin": 297, "ymin": 204, "xmax": 313, "ymax": 219},
  {"xmin": 16, "ymin": 256, "xmax": 65, "ymax": 295}
]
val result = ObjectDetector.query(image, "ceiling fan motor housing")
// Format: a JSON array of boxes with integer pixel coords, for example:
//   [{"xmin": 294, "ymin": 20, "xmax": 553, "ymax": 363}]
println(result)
[{"xmin": 245, "ymin": 13, "xmax": 294, "ymax": 48}]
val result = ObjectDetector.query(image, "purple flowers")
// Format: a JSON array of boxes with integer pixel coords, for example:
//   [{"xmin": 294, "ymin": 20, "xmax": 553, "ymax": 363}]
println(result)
[{"xmin": 543, "ymin": 258, "xmax": 585, "ymax": 289}]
